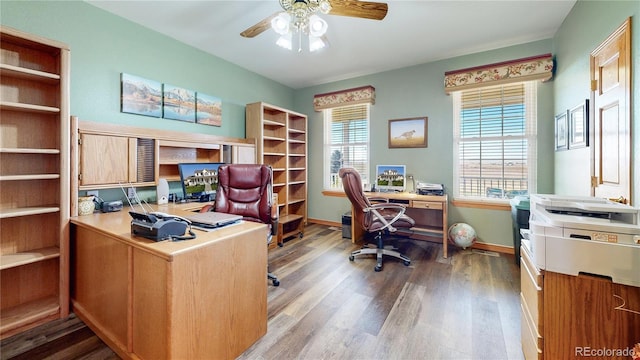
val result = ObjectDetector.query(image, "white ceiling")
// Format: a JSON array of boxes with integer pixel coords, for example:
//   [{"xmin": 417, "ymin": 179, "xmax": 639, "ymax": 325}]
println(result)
[{"xmin": 86, "ymin": 0, "xmax": 576, "ymax": 89}]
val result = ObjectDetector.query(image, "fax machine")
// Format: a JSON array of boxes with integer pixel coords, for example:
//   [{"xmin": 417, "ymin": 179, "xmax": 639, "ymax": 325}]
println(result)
[{"xmin": 527, "ymin": 194, "xmax": 640, "ymax": 287}]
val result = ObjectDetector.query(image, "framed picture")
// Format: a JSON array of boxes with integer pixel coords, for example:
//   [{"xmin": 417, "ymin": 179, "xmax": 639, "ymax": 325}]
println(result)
[
  {"xmin": 555, "ymin": 111, "xmax": 568, "ymax": 151},
  {"xmin": 388, "ymin": 117, "xmax": 428, "ymax": 148},
  {"xmin": 569, "ymin": 99, "xmax": 589, "ymax": 149},
  {"xmin": 163, "ymin": 84, "xmax": 196, "ymax": 122},
  {"xmin": 196, "ymin": 92, "xmax": 222, "ymax": 126},
  {"xmin": 121, "ymin": 73, "xmax": 162, "ymax": 117}
]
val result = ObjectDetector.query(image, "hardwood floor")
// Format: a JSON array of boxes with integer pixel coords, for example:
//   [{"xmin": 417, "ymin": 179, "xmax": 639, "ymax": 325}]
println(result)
[{"xmin": 1, "ymin": 223, "xmax": 523, "ymax": 360}]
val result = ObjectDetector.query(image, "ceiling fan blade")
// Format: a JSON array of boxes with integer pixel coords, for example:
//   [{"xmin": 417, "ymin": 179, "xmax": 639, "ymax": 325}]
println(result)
[
  {"xmin": 328, "ymin": 0, "xmax": 388, "ymax": 20},
  {"xmin": 240, "ymin": 12, "xmax": 280, "ymax": 38}
]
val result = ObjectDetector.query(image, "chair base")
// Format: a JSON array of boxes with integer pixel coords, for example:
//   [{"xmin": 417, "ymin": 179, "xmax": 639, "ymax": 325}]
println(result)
[
  {"xmin": 349, "ymin": 245, "xmax": 411, "ymax": 272},
  {"xmin": 268, "ymin": 272, "xmax": 280, "ymax": 286}
]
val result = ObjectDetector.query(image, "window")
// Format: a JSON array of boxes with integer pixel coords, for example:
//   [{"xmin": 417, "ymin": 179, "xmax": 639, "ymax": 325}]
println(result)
[
  {"xmin": 323, "ymin": 103, "xmax": 370, "ymax": 190},
  {"xmin": 452, "ymin": 81, "xmax": 537, "ymax": 201}
]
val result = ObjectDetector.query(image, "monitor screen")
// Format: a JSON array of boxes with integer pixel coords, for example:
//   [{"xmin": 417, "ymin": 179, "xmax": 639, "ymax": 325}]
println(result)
[
  {"xmin": 375, "ymin": 165, "xmax": 406, "ymax": 192},
  {"xmin": 177, "ymin": 162, "xmax": 225, "ymax": 201}
]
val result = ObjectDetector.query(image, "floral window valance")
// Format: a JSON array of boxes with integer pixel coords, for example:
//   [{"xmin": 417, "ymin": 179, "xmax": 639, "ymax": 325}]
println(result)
[
  {"xmin": 313, "ymin": 85, "xmax": 375, "ymax": 111},
  {"xmin": 444, "ymin": 54, "xmax": 554, "ymax": 94}
]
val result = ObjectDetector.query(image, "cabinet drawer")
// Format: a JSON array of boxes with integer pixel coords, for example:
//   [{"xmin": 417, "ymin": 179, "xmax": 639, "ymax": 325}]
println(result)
[
  {"xmin": 411, "ymin": 201, "xmax": 442, "ymax": 210},
  {"xmin": 521, "ymin": 245, "xmax": 542, "ymax": 286},
  {"xmin": 521, "ymin": 250, "xmax": 543, "ymax": 330},
  {"xmin": 521, "ymin": 300, "xmax": 543, "ymax": 360}
]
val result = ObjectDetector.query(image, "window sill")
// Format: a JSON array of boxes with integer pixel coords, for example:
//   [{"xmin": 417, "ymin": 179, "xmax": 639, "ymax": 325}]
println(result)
[
  {"xmin": 322, "ymin": 190, "xmax": 346, "ymax": 198},
  {"xmin": 451, "ymin": 199, "xmax": 511, "ymax": 211}
]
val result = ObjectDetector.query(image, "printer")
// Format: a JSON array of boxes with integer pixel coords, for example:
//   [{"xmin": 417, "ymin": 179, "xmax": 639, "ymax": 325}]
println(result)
[
  {"xmin": 416, "ymin": 182, "xmax": 445, "ymax": 196},
  {"xmin": 526, "ymin": 194, "xmax": 640, "ymax": 287}
]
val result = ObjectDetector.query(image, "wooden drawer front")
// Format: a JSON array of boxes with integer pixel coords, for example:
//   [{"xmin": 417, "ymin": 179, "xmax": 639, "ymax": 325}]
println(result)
[
  {"xmin": 521, "ymin": 246, "xmax": 542, "ymax": 286},
  {"xmin": 521, "ymin": 252, "xmax": 543, "ymax": 329},
  {"xmin": 412, "ymin": 201, "xmax": 442, "ymax": 210},
  {"xmin": 521, "ymin": 300, "xmax": 543, "ymax": 360}
]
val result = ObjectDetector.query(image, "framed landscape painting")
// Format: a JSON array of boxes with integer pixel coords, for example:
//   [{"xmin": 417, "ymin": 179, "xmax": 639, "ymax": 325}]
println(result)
[
  {"xmin": 121, "ymin": 73, "xmax": 162, "ymax": 117},
  {"xmin": 196, "ymin": 92, "xmax": 222, "ymax": 126},
  {"xmin": 163, "ymin": 84, "xmax": 196, "ymax": 122},
  {"xmin": 388, "ymin": 117, "xmax": 428, "ymax": 148}
]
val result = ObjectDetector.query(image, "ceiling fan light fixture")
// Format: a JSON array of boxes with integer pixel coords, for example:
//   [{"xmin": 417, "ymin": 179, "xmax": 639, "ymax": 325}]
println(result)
[
  {"xmin": 271, "ymin": 12, "xmax": 291, "ymax": 35},
  {"xmin": 308, "ymin": 14, "xmax": 328, "ymax": 37},
  {"xmin": 318, "ymin": 0, "xmax": 332, "ymax": 14},
  {"xmin": 276, "ymin": 32, "xmax": 293, "ymax": 50},
  {"xmin": 308, "ymin": 35, "xmax": 326, "ymax": 52}
]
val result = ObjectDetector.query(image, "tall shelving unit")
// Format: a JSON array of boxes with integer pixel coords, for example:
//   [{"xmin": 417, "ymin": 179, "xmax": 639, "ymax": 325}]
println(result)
[
  {"xmin": 246, "ymin": 102, "xmax": 307, "ymax": 246},
  {"xmin": 0, "ymin": 26, "xmax": 70, "ymax": 338}
]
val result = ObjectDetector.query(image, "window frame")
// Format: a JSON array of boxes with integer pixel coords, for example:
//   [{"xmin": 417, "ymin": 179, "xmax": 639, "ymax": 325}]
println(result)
[
  {"xmin": 322, "ymin": 103, "xmax": 370, "ymax": 192},
  {"xmin": 452, "ymin": 81, "xmax": 537, "ymax": 204}
]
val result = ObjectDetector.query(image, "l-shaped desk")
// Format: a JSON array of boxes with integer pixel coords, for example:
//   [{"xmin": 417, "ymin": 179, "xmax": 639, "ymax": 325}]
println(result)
[
  {"xmin": 350, "ymin": 192, "xmax": 450, "ymax": 258},
  {"xmin": 70, "ymin": 203, "xmax": 267, "ymax": 360}
]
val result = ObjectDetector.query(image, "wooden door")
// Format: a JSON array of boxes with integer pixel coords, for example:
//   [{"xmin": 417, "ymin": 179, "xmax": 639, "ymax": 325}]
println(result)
[{"xmin": 590, "ymin": 18, "xmax": 632, "ymax": 203}]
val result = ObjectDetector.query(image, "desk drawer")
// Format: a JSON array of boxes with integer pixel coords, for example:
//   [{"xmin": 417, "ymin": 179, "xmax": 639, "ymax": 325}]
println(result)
[
  {"xmin": 521, "ymin": 299, "xmax": 543, "ymax": 360},
  {"xmin": 412, "ymin": 201, "xmax": 442, "ymax": 210},
  {"xmin": 521, "ymin": 247, "xmax": 543, "ymax": 330}
]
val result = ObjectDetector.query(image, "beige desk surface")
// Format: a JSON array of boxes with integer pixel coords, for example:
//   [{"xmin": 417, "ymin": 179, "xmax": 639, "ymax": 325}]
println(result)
[{"xmin": 70, "ymin": 202, "xmax": 267, "ymax": 261}]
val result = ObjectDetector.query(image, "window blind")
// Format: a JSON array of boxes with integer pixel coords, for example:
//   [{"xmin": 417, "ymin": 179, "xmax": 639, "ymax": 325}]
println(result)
[
  {"xmin": 453, "ymin": 81, "xmax": 537, "ymax": 200},
  {"xmin": 324, "ymin": 103, "xmax": 370, "ymax": 189}
]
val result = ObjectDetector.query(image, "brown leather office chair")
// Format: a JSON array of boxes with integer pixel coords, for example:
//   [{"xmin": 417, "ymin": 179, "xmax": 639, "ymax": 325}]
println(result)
[
  {"xmin": 210, "ymin": 164, "xmax": 280, "ymax": 286},
  {"xmin": 339, "ymin": 167, "xmax": 414, "ymax": 272}
]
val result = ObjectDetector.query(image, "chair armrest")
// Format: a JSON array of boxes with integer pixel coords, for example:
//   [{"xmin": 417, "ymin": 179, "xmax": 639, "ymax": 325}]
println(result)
[
  {"xmin": 368, "ymin": 197, "xmax": 390, "ymax": 204},
  {"xmin": 365, "ymin": 202, "xmax": 407, "ymax": 232}
]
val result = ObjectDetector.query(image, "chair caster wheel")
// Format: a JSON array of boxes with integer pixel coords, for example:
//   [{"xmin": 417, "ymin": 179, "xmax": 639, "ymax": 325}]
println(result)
[
  {"xmin": 299, "ymin": 232, "xmax": 303, "ymax": 238},
  {"xmin": 278, "ymin": 243, "xmax": 283, "ymax": 247},
  {"xmin": 272, "ymin": 279, "xmax": 280, "ymax": 286},
  {"xmin": 349, "ymin": 255, "xmax": 355, "ymax": 261},
  {"xmin": 403, "ymin": 260, "xmax": 411, "ymax": 266},
  {"xmin": 374, "ymin": 265, "xmax": 382, "ymax": 272}
]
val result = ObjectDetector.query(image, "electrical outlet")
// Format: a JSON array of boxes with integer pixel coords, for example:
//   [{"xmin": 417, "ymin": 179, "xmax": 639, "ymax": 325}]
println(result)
[
  {"xmin": 128, "ymin": 188, "xmax": 136, "ymax": 198},
  {"xmin": 87, "ymin": 190, "xmax": 99, "ymax": 197}
]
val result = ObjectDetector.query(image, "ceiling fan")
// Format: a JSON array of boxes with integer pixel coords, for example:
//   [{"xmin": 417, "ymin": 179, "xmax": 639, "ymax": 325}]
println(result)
[{"xmin": 241, "ymin": 0, "xmax": 388, "ymax": 52}]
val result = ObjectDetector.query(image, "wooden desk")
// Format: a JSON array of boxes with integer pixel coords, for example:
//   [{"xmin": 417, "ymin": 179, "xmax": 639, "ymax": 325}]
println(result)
[
  {"xmin": 351, "ymin": 192, "xmax": 450, "ymax": 258},
  {"xmin": 70, "ymin": 203, "xmax": 267, "ymax": 360}
]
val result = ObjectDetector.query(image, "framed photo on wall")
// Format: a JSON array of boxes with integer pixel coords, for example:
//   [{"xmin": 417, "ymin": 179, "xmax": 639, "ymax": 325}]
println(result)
[
  {"xmin": 388, "ymin": 117, "xmax": 428, "ymax": 148},
  {"xmin": 120, "ymin": 73, "xmax": 162, "ymax": 118},
  {"xmin": 163, "ymin": 84, "xmax": 196, "ymax": 122},
  {"xmin": 569, "ymin": 99, "xmax": 589, "ymax": 149},
  {"xmin": 196, "ymin": 92, "xmax": 222, "ymax": 126},
  {"xmin": 555, "ymin": 111, "xmax": 568, "ymax": 151}
]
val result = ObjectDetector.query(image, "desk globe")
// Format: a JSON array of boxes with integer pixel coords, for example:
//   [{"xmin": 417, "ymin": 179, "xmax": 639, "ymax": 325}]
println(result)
[{"xmin": 448, "ymin": 223, "xmax": 476, "ymax": 249}]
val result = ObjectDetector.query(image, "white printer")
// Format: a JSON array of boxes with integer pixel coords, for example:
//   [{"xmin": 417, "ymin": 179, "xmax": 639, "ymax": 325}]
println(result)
[{"xmin": 527, "ymin": 194, "xmax": 640, "ymax": 287}]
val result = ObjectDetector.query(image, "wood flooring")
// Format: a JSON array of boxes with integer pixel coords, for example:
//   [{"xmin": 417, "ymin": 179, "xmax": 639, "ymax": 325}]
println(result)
[{"xmin": 1, "ymin": 223, "xmax": 523, "ymax": 360}]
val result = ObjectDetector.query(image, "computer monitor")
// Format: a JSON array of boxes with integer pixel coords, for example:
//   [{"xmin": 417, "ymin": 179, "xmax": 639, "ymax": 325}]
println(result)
[
  {"xmin": 375, "ymin": 165, "xmax": 406, "ymax": 192},
  {"xmin": 177, "ymin": 162, "xmax": 225, "ymax": 201}
]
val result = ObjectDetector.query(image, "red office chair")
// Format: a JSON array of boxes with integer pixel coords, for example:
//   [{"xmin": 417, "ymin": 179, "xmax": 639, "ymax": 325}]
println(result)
[
  {"xmin": 339, "ymin": 167, "xmax": 414, "ymax": 272},
  {"xmin": 202, "ymin": 164, "xmax": 280, "ymax": 286}
]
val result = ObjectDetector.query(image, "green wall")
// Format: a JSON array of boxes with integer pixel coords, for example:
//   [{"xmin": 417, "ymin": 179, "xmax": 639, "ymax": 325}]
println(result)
[
  {"xmin": 294, "ymin": 0, "xmax": 639, "ymax": 249},
  {"xmin": 0, "ymin": 0, "xmax": 294, "ymax": 138},
  {"xmin": 553, "ymin": 0, "xmax": 640, "ymax": 201},
  {"xmin": 3, "ymin": 1, "xmax": 637, "ymax": 250},
  {"xmin": 294, "ymin": 40, "xmax": 555, "ymax": 249}
]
